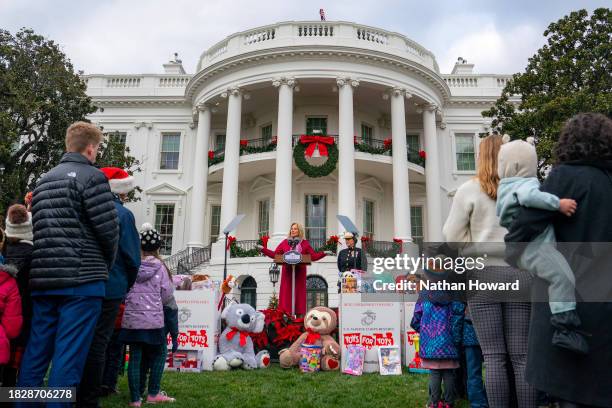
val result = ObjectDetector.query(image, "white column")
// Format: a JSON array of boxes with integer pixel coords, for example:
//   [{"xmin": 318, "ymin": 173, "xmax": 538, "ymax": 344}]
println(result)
[
  {"xmin": 422, "ymin": 104, "xmax": 443, "ymax": 242},
  {"xmin": 218, "ymin": 87, "xmax": 242, "ymax": 236},
  {"xmin": 270, "ymin": 78, "xmax": 296, "ymax": 244},
  {"xmin": 336, "ymin": 77, "xmax": 358, "ymax": 234},
  {"xmin": 187, "ymin": 104, "xmax": 212, "ymax": 247},
  {"xmin": 390, "ymin": 87, "xmax": 412, "ymax": 242}
]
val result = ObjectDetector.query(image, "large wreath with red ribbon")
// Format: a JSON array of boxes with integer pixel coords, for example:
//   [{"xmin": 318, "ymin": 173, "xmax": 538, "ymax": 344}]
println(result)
[{"xmin": 293, "ymin": 135, "xmax": 339, "ymax": 178}]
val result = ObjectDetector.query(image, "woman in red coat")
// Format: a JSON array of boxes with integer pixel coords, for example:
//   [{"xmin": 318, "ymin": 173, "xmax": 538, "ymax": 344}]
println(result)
[{"xmin": 259, "ymin": 223, "xmax": 330, "ymax": 316}]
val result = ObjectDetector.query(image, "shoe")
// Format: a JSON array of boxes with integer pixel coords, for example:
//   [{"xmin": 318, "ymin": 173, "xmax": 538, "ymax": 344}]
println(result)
[
  {"xmin": 128, "ymin": 401, "xmax": 141, "ymax": 407},
  {"xmin": 550, "ymin": 310, "xmax": 590, "ymax": 355},
  {"xmin": 146, "ymin": 391, "xmax": 176, "ymax": 404}
]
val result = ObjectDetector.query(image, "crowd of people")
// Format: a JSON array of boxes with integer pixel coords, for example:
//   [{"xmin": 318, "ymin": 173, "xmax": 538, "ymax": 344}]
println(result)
[
  {"xmin": 413, "ymin": 112, "xmax": 611, "ymax": 408},
  {"xmin": 0, "ymin": 113, "xmax": 610, "ymax": 408},
  {"xmin": 0, "ymin": 122, "xmax": 178, "ymax": 407}
]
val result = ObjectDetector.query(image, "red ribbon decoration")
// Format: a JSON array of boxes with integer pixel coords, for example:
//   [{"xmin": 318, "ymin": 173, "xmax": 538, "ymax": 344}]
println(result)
[
  {"xmin": 393, "ymin": 238, "xmax": 403, "ymax": 253},
  {"xmin": 226, "ymin": 327, "xmax": 251, "ymax": 347},
  {"xmin": 226, "ymin": 235, "xmax": 236, "ymax": 250},
  {"xmin": 299, "ymin": 135, "xmax": 335, "ymax": 157},
  {"xmin": 305, "ymin": 328, "xmax": 321, "ymax": 344}
]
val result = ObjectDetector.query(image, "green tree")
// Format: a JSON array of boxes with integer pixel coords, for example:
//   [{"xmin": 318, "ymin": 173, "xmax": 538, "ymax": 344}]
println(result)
[
  {"xmin": 0, "ymin": 28, "xmax": 140, "ymax": 216},
  {"xmin": 482, "ymin": 8, "xmax": 612, "ymax": 176}
]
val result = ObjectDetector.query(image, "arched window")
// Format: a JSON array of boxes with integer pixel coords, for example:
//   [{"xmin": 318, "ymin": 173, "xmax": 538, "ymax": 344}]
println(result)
[
  {"xmin": 306, "ymin": 275, "xmax": 328, "ymax": 310},
  {"xmin": 240, "ymin": 276, "xmax": 257, "ymax": 309}
]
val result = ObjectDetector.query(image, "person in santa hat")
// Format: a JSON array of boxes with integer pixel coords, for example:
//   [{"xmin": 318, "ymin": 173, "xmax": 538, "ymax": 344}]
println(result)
[{"xmin": 78, "ymin": 167, "xmax": 141, "ymax": 408}]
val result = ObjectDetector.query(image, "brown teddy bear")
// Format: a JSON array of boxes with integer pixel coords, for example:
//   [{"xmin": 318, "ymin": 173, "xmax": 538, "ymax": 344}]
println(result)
[{"xmin": 279, "ymin": 306, "xmax": 340, "ymax": 370}]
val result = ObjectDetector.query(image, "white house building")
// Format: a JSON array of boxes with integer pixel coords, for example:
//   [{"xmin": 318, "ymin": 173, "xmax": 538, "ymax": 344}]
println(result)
[{"xmin": 85, "ymin": 21, "xmax": 512, "ymax": 310}]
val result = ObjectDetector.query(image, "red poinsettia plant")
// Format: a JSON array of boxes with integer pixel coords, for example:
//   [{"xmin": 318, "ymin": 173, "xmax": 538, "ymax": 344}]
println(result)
[
  {"xmin": 383, "ymin": 138, "xmax": 392, "ymax": 149},
  {"xmin": 328, "ymin": 235, "xmax": 340, "ymax": 244},
  {"xmin": 240, "ymin": 139, "xmax": 248, "ymax": 147},
  {"xmin": 360, "ymin": 236, "xmax": 371, "ymax": 243},
  {"xmin": 208, "ymin": 150, "xmax": 215, "ymax": 160},
  {"xmin": 271, "ymin": 136, "xmax": 278, "ymax": 145},
  {"xmin": 419, "ymin": 150, "xmax": 426, "ymax": 159}
]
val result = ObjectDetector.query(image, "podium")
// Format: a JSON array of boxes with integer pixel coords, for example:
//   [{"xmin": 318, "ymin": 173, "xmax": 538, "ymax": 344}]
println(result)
[{"xmin": 274, "ymin": 253, "xmax": 311, "ymax": 316}]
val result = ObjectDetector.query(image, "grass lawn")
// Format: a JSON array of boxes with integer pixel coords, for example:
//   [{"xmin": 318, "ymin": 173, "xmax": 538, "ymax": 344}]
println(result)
[{"xmin": 101, "ymin": 366, "xmax": 469, "ymax": 408}]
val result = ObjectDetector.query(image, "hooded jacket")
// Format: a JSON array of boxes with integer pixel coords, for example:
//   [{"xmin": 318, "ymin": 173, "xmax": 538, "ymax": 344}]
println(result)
[{"xmin": 121, "ymin": 257, "xmax": 173, "ymax": 330}]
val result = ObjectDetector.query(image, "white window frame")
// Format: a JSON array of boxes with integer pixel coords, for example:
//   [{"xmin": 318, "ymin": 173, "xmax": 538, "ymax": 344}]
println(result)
[
  {"xmin": 360, "ymin": 122, "xmax": 375, "ymax": 144},
  {"xmin": 153, "ymin": 202, "xmax": 177, "ymax": 256},
  {"xmin": 451, "ymin": 130, "xmax": 479, "ymax": 175},
  {"xmin": 260, "ymin": 123, "xmax": 273, "ymax": 144},
  {"xmin": 256, "ymin": 198, "xmax": 271, "ymax": 237},
  {"xmin": 156, "ymin": 130, "xmax": 184, "ymax": 173}
]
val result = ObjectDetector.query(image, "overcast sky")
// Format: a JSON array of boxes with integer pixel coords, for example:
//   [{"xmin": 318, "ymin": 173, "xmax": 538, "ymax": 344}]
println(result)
[{"xmin": 1, "ymin": 0, "xmax": 608, "ymax": 75}]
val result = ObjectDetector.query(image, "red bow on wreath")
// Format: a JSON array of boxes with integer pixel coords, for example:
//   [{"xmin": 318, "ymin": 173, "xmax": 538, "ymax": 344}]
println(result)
[
  {"xmin": 300, "ymin": 135, "xmax": 335, "ymax": 157},
  {"xmin": 393, "ymin": 237, "xmax": 403, "ymax": 253},
  {"xmin": 226, "ymin": 235, "xmax": 236, "ymax": 250},
  {"xmin": 226, "ymin": 327, "xmax": 251, "ymax": 347}
]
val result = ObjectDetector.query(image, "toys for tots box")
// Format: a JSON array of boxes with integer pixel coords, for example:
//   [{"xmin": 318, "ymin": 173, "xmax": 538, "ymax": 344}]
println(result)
[
  {"xmin": 166, "ymin": 289, "xmax": 220, "ymax": 372},
  {"xmin": 339, "ymin": 293, "xmax": 402, "ymax": 373}
]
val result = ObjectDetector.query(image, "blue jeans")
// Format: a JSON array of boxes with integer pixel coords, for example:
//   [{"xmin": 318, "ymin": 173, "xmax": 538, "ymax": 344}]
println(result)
[
  {"xmin": 16, "ymin": 296, "xmax": 102, "ymax": 408},
  {"xmin": 465, "ymin": 345, "xmax": 489, "ymax": 408}
]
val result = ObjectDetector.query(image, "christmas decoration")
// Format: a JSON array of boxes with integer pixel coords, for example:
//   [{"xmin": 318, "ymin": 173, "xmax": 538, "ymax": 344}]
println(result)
[
  {"xmin": 293, "ymin": 135, "xmax": 339, "ymax": 178},
  {"xmin": 314, "ymin": 235, "xmax": 339, "ymax": 254}
]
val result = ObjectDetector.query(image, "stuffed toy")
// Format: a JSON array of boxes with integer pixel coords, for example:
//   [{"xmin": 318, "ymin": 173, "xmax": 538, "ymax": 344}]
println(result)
[
  {"xmin": 217, "ymin": 275, "xmax": 238, "ymax": 310},
  {"xmin": 279, "ymin": 306, "xmax": 340, "ymax": 370},
  {"xmin": 213, "ymin": 303, "xmax": 270, "ymax": 370}
]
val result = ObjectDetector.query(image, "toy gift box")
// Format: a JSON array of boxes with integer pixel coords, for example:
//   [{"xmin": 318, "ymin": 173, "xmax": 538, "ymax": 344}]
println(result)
[{"xmin": 165, "ymin": 350, "xmax": 205, "ymax": 373}]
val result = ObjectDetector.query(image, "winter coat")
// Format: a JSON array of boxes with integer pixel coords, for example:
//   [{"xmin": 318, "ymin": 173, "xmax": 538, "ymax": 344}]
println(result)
[
  {"xmin": 105, "ymin": 198, "xmax": 141, "ymax": 300},
  {"xmin": 122, "ymin": 257, "xmax": 174, "ymax": 330},
  {"xmin": 505, "ymin": 161, "xmax": 612, "ymax": 407},
  {"xmin": 2, "ymin": 239, "xmax": 33, "ymax": 346},
  {"xmin": 30, "ymin": 153, "xmax": 119, "ymax": 289},
  {"xmin": 410, "ymin": 290, "xmax": 464, "ymax": 360},
  {"xmin": 0, "ymin": 264, "xmax": 22, "ymax": 364},
  {"xmin": 497, "ymin": 177, "xmax": 559, "ymax": 229}
]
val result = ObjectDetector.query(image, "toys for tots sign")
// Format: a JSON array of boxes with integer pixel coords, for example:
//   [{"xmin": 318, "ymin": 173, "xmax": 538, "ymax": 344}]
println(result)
[
  {"xmin": 339, "ymin": 293, "xmax": 401, "ymax": 372},
  {"xmin": 168, "ymin": 289, "xmax": 219, "ymax": 370}
]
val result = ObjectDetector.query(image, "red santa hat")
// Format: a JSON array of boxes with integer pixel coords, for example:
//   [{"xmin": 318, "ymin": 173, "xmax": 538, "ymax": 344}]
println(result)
[{"xmin": 100, "ymin": 167, "xmax": 135, "ymax": 194}]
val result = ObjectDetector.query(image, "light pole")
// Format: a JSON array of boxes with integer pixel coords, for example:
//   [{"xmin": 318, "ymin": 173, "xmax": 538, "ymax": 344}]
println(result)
[{"xmin": 268, "ymin": 262, "xmax": 280, "ymax": 309}]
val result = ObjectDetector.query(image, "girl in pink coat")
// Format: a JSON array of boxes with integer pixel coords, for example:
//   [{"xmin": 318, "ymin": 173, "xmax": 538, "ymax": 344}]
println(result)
[{"xmin": 0, "ymin": 264, "xmax": 22, "ymax": 365}]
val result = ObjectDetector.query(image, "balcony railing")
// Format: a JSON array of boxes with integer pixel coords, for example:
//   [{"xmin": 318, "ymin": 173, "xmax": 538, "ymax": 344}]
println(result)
[
  {"xmin": 164, "ymin": 246, "xmax": 211, "ymax": 274},
  {"xmin": 361, "ymin": 240, "xmax": 402, "ymax": 258},
  {"xmin": 230, "ymin": 240, "xmax": 264, "ymax": 258},
  {"xmin": 209, "ymin": 135, "xmax": 424, "ymax": 167},
  {"xmin": 208, "ymin": 137, "xmax": 277, "ymax": 167}
]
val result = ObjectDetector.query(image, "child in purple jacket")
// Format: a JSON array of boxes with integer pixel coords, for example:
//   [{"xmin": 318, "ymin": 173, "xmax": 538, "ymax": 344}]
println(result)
[
  {"xmin": 411, "ymin": 262, "xmax": 465, "ymax": 408},
  {"xmin": 119, "ymin": 223, "xmax": 175, "ymax": 406}
]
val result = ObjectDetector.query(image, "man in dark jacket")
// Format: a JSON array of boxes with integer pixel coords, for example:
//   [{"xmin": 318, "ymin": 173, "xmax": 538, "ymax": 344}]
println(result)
[
  {"xmin": 505, "ymin": 113, "xmax": 612, "ymax": 408},
  {"xmin": 78, "ymin": 167, "xmax": 141, "ymax": 408},
  {"xmin": 336, "ymin": 232, "xmax": 367, "ymax": 292},
  {"xmin": 17, "ymin": 122, "xmax": 119, "ymax": 401}
]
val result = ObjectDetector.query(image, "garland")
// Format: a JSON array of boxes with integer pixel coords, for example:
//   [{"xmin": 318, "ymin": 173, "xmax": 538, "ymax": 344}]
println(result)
[
  {"xmin": 229, "ymin": 236, "xmax": 267, "ymax": 258},
  {"xmin": 293, "ymin": 137, "xmax": 339, "ymax": 178},
  {"xmin": 361, "ymin": 237, "xmax": 402, "ymax": 258},
  {"xmin": 354, "ymin": 142, "xmax": 391, "ymax": 155}
]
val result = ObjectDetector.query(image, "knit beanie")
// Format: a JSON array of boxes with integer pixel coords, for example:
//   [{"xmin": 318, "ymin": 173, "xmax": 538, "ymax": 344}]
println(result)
[
  {"xmin": 140, "ymin": 222, "xmax": 162, "ymax": 252},
  {"xmin": 497, "ymin": 134, "xmax": 538, "ymax": 179},
  {"xmin": 5, "ymin": 204, "xmax": 33, "ymax": 241}
]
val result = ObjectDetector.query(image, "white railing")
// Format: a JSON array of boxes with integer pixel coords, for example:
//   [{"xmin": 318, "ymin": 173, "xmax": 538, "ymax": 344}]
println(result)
[
  {"xmin": 158, "ymin": 77, "xmax": 190, "ymax": 87},
  {"xmin": 444, "ymin": 77, "xmax": 479, "ymax": 87},
  {"xmin": 297, "ymin": 23, "xmax": 334, "ymax": 37},
  {"xmin": 106, "ymin": 77, "xmax": 142, "ymax": 88},
  {"xmin": 356, "ymin": 27, "xmax": 388, "ymax": 45},
  {"xmin": 197, "ymin": 21, "xmax": 438, "ymax": 72},
  {"xmin": 244, "ymin": 28, "xmax": 276, "ymax": 44},
  {"xmin": 497, "ymin": 77, "xmax": 510, "ymax": 87}
]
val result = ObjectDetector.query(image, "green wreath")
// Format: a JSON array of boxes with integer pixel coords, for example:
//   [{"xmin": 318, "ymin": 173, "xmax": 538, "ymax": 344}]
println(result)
[{"xmin": 293, "ymin": 141, "xmax": 339, "ymax": 178}]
